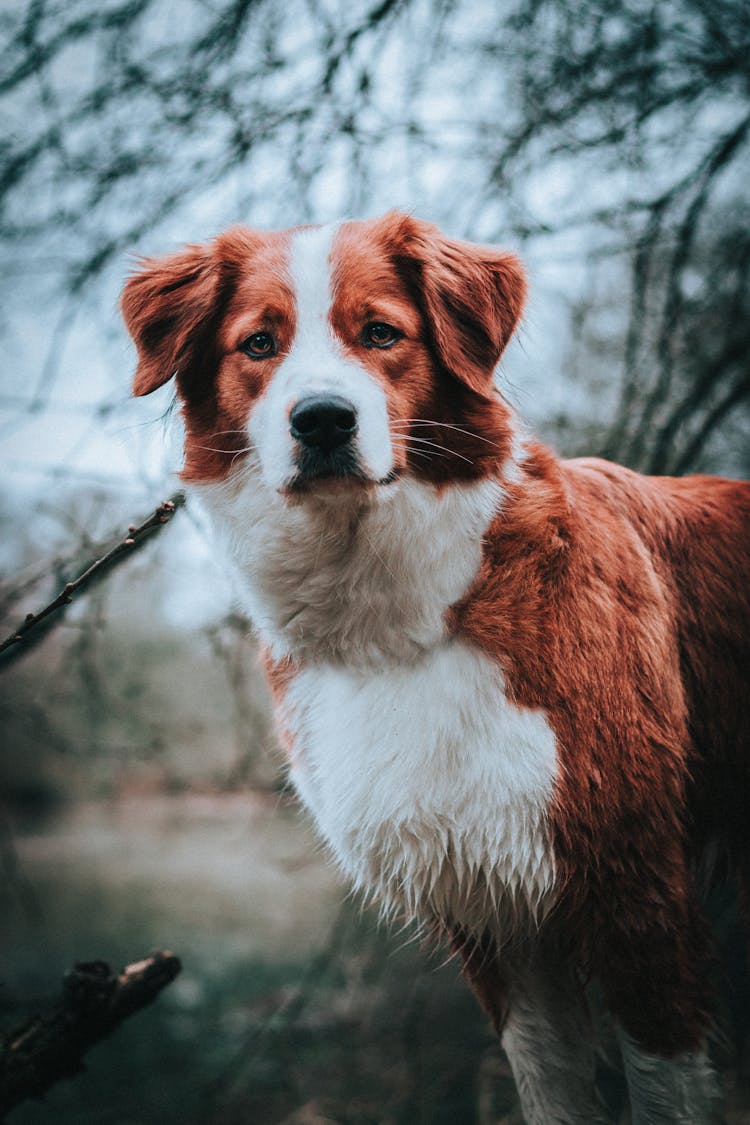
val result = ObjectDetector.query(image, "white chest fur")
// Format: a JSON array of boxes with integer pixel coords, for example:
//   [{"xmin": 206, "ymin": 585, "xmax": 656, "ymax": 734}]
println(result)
[
  {"xmin": 198, "ymin": 471, "xmax": 558, "ymax": 936},
  {"xmin": 199, "ymin": 473, "xmax": 504, "ymax": 665},
  {"xmin": 284, "ymin": 641, "xmax": 558, "ymax": 936}
]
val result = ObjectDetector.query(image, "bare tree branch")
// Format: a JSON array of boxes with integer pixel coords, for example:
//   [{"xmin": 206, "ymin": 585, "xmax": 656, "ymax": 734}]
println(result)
[
  {"xmin": 0, "ymin": 951, "xmax": 181, "ymax": 1118},
  {"xmin": 0, "ymin": 492, "xmax": 186, "ymax": 668},
  {"xmin": 670, "ymin": 370, "xmax": 750, "ymax": 475},
  {"xmin": 623, "ymin": 113, "xmax": 750, "ymax": 467}
]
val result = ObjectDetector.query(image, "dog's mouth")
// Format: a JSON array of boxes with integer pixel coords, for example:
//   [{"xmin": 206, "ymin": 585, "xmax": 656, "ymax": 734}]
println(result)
[{"xmin": 284, "ymin": 448, "xmax": 401, "ymax": 495}]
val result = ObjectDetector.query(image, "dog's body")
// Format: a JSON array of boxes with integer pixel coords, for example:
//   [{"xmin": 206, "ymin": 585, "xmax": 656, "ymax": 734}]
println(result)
[{"xmin": 123, "ymin": 213, "xmax": 750, "ymax": 1123}]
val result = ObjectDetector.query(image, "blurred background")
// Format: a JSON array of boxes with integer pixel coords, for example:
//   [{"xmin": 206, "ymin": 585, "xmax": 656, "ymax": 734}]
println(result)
[{"xmin": 1, "ymin": 1, "xmax": 749, "ymax": 1122}]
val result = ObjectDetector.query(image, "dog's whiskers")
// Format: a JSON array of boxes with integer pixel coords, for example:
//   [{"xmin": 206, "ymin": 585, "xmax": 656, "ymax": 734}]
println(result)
[
  {"xmin": 391, "ymin": 437, "xmax": 451, "ymax": 462},
  {"xmin": 391, "ymin": 419, "xmax": 502, "ymax": 449},
  {"xmin": 193, "ymin": 444, "xmax": 253, "ymax": 455},
  {"xmin": 203, "ymin": 428, "xmax": 253, "ymax": 438},
  {"xmin": 391, "ymin": 433, "xmax": 475, "ymax": 465}
]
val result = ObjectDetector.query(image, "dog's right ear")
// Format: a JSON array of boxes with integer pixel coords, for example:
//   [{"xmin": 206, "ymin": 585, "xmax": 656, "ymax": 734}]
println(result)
[{"xmin": 121, "ymin": 244, "xmax": 219, "ymax": 397}]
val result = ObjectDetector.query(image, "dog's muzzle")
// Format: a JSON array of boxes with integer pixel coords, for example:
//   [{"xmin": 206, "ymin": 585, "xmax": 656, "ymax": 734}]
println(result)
[{"xmin": 288, "ymin": 394, "xmax": 363, "ymax": 486}]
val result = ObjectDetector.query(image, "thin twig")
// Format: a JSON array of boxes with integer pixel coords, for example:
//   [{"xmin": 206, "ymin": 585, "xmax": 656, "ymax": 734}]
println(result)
[
  {"xmin": 0, "ymin": 951, "xmax": 182, "ymax": 1117},
  {"xmin": 0, "ymin": 492, "xmax": 186, "ymax": 667}
]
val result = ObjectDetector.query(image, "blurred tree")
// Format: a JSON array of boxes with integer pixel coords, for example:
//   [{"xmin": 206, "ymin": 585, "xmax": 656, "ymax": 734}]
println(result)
[
  {"xmin": 494, "ymin": 0, "xmax": 750, "ymax": 473},
  {"xmin": 1, "ymin": 8, "xmax": 749, "ymax": 1117},
  {"xmin": 1, "ymin": 0, "xmax": 749, "ymax": 468}
]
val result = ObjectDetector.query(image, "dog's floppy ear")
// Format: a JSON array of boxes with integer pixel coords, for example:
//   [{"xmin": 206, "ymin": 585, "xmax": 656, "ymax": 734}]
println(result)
[
  {"xmin": 388, "ymin": 213, "xmax": 527, "ymax": 397},
  {"xmin": 121, "ymin": 244, "xmax": 219, "ymax": 397}
]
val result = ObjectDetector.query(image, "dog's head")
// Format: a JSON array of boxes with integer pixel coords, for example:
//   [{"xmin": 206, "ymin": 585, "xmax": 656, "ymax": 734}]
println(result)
[{"xmin": 121, "ymin": 212, "xmax": 526, "ymax": 495}]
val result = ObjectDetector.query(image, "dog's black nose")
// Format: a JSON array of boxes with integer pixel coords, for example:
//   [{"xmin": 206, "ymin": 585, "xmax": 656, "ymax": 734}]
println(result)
[{"xmin": 289, "ymin": 395, "xmax": 358, "ymax": 452}]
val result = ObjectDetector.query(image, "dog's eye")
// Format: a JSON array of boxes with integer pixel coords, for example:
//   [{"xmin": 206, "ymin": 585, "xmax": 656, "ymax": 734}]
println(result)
[
  {"xmin": 239, "ymin": 332, "xmax": 276, "ymax": 359},
  {"xmin": 363, "ymin": 322, "xmax": 402, "ymax": 349}
]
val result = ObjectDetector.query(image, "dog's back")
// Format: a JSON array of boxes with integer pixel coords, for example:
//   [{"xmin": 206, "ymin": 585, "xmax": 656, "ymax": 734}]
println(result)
[
  {"xmin": 570, "ymin": 459, "xmax": 750, "ymax": 788},
  {"xmin": 634, "ymin": 469, "xmax": 750, "ymax": 864}
]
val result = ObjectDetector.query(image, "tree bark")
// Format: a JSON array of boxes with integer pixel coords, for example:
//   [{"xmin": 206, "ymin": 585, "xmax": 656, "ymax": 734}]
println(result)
[{"xmin": 0, "ymin": 951, "xmax": 181, "ymax": 1118}]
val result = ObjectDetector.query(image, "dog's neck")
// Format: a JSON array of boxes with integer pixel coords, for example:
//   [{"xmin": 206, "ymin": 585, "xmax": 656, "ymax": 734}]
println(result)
[{"xmin": 198, "ymin": 467, "xmax": 512, "ymax": 666}]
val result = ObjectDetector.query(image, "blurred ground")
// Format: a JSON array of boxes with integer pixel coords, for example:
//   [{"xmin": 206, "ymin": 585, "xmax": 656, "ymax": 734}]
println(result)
[{"xmin": 0, "ymin": 793, "xmax": 521, "ymax": 1125}]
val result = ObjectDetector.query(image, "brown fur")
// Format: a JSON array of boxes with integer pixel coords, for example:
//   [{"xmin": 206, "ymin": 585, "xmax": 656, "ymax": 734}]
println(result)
[
  {"xmin": 122, "ymin": 212, "xmax": 750, "ymax": 1059},
  {"xmin": 453, "ymin": 454, "xmax": 750, "ymax": 1052}
]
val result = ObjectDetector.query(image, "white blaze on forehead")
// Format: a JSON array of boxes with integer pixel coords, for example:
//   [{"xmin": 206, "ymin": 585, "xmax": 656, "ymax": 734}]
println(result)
[
  {"xmin": 248, "ymin": 221, "xmax": 394, "ymax": 491},
  {"xmin": 287, "ymin": 222, "xmax": 340, "ymax": 348}
]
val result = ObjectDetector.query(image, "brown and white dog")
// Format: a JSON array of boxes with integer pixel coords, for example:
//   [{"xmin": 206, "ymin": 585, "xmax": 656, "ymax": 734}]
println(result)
[{"xmin": 122, "ymin": 212, "xmax": 750, "ymax": 1123}]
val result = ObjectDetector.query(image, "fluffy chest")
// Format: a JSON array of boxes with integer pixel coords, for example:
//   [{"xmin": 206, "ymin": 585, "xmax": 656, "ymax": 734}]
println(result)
[
  {"xmin": 283, "ymin": 641, "xmax": 558, "ymax": 935},
  {"xmin": 199, "ymin": 474, "xmax": 504, "ymax": 664}
]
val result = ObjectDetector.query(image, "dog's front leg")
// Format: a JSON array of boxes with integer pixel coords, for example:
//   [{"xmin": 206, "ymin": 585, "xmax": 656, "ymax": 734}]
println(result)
[
  {"xmin": 616, "ymin": 1029, "xmax": 720, "ymax": 1125},
  {"xmin": 502, "ymin": 958, "xmax": 612, "ymax": 1125},
  {"xmin": 457, "ymin": 934, "xmax": 610, "ymax": 1125}
]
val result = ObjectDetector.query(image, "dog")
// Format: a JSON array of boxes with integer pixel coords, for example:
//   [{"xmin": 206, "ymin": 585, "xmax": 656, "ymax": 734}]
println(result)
[{"xmin": 122, "ymin": 211, "xmax": 750, "ymax": 1123}]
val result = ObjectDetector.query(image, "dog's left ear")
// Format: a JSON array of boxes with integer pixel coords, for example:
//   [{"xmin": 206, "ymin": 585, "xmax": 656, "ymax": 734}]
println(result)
[
  {"xmin": 389, "ymin": 214, "xmax": 527, "ymax": 397},
  {"xmin": 121, "ymin": 243, "xmax": 220, "ymax": 397}
]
